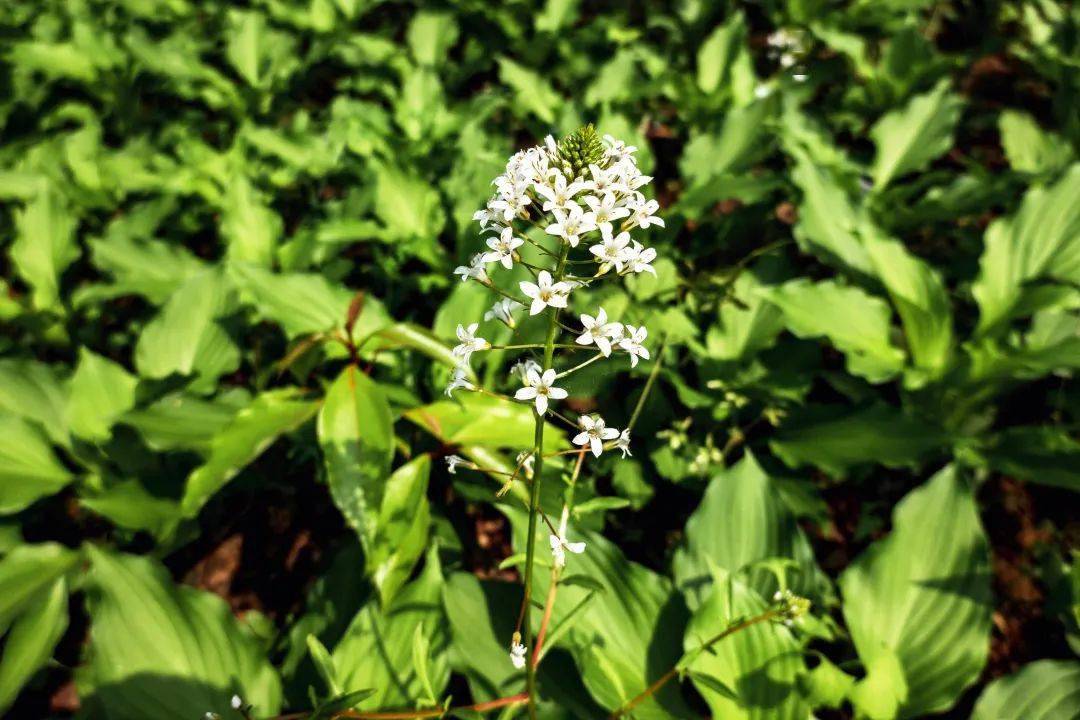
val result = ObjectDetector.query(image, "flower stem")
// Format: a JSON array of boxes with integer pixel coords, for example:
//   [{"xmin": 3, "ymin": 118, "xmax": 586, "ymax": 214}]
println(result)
[
  {"xmin": 626, "ymin": 334, "xmax": 668, "ymax": 434},
  {"xmin": 554, "ymin": 352, "xmax": 605, "ymax": 379},
  {"xmin": 522, "ymin": 243, "xmax": 570, "ymax": 718},
  {"xmin": 607, "ymin": 609, "xmax": 778, "ymax": 719}
]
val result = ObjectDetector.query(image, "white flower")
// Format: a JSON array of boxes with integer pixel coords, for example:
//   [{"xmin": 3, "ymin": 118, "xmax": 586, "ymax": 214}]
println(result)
[
  {"xmin": 545, "ymin": 203, "xmax": 597, "ymax": 248},
  {"xmin": 510, "ymin": 642, "xmax": 527, "ymax": 669},
  {"xmin": 575, "ymin": 308, "xmax": 619, "ymax": 357},
  {"xmin": 616, "ymin": 429, "xmax": 632, "ymax": 457},
  {"xmin": 583, "ymin": 192, "xmax": 630, "ymax": 234},
  {"xmin": 549, "ymin": 506, "xmax": 586, "ymax": 568},
  {"xmin": 622, "ymin": 241, "xmax": 657, "ymax": 276},
  {"xmin": 453, "ymin": 253, "xmax": 489, "ymax": 283},
  {"xmin": 619, "ymin": 325, "xmax": 650, "ymax": 367},
  {"xmin": 572, "ymin": 414, "xmax": 620, "ymax": 457},
  {"xmin": 589, "ymin": 229, "xmax": 633, "ymax": 273},
  {"xmin": 520, "ymin": 270, "xmax": 572, "ymax": 316},
  {"xmin": 445, "ymin": 367, "xmax": 474, "ymax": 397},
  {"xmin": 452, "ymin": 323, "xmax": 490, "ymax": 365},
  {"xmin": 509, "ymin": 357, "xmax": 541, "ymax": 383},
  {"xmin": 514, "ymin": 367, "xmax": 567, "ymax": 416},
  {"xmin": 603, "ymin": 134, "xmax": 637, "ymax": 163},
  {"xmin": 231, "ymin": 696, "xmax": 243, "ymax": 710},
  {"xmin": 628, "ymin": 196, "xmax": 664, "ymax": 229},
  {"xmin": 534, "ymin": 172, "xmax": 587, "ymax": 212},
  {"xmin": 480, "ymin": 227, "xmax": 523, "ymax": 270},
  {"xmin": 581, "ymin": 164, "xmax": 627, "ymax": 197},
  {"xmin": 445, "ymin": 455, "xmax": 467, "ymax": 474},
  {"xmin": 484, "ymin": 297, "xmax": 522, "ymax": 327}
]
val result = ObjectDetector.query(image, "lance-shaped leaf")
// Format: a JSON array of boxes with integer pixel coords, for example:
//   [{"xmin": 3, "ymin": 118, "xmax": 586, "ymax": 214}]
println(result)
[
  {"xmin": 0, "ymin": 543, "xmax": 78, "ymax": 631},
  {"xmin": 10, "ymin": 187, "xmax": 79, "ymax": 312},
  {"xmin": 80, "ymin": 547, "xmax": 281, "ymax": 719},
  {"xmin": 220, "ymin": 174, "xmax": 281, "ymax": 267},
  {"xmin": 972, "ymin": 164, "xmax": 1080, "ymax": 336},
  {"xmin": 971, "ymin": 660, "xmax": 1080, "ymax": 720},
  {"xmin": 442, "ymin": 573, "xmax": 521, "ymax": 703},
  {"xmin": 181, "ymin": 389, "xmax": 318, "ymax": 516},
  {"xmin": 759, "ymin": 279, "xmax": 905, "ymax": 383},
  {"xmin": 0, "ymin": 576, "xmax": 69, "ymax": 713},
  {"xmin": 673, "ymin": 452, "xmax": 831, "ymax": 609},
  {"xmin": 870, "ymin": 79, "xmax": 962, "ymax": 189},
  {"xmin": 0, "ymin": 360, "xmax": 69, "ymax": 446},
  {"xmin": 332, "ymin": 548, "xmax": 449, "ymax": 710},
  {"xmin": 0, "ymin": 414, "xmax": 73, "ymax": 515},
  {"xmin": 369, "ymin": 456, "xmax": 431, "ymax": 605},
  {"xmin": 66, "ymin": 348, "xmax": 138, "ymax": 442},
  {"xmin": 840, "ymin": 466, "xmax": 992, "ymax": 718},
  {"xmin": 317, "ymin": 366, "xmax": 395, "ymax": 554}
]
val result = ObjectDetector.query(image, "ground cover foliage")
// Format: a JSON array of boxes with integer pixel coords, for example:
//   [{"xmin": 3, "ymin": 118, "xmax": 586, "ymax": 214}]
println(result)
[{"xmin": 0, "ymin": 0, "xmax": 1078, "ymax": 718}]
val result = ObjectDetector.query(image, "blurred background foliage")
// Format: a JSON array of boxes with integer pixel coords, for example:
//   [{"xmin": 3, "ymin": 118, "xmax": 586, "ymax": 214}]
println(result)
[{"xmin": 0, "ymin": 0, "xmax": 1078, "ymax": 718}]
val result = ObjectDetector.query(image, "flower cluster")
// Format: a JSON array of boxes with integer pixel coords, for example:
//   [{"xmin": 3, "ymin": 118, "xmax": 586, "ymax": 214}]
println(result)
[{"xmin": 443, "ymin": 126, "xmax": 664, "ymax": 670}]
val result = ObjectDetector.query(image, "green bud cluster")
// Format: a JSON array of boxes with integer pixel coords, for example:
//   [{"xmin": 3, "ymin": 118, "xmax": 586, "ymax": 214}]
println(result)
[
  {"xmin": 773, "ymin": 589, "xmax": 811, "ymax": 624},
  {"xmin": 556, "ymin": 124, "xmax": 605, "ymax": 178}
]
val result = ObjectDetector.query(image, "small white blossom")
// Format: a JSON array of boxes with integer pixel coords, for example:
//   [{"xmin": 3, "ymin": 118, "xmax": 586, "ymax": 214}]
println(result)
[
  {"xmin": 480, "ymin": 227, "xmax": 523, "ymax": 270},
  {"xmin": 603, "ymin": 134, "xmax": 637, "ymax": 163},
  {"xmin": 444, "ymin": 367, "xmax": 475, "ymax": 397},
  {"xmin": 572, "ymin": 414, "xmax": 620, "ymax": 457},
  {"xmin": 619, "ymin": 325, "xmax": 650, "ymax": 367},
  {"xmin": 445, "ymin": 455, "xmax": 467, "ymax": 474},
  {"xmin": 484, "ymin": 297, "xmax": 522, "ymax": 327},
  {"xmin": 509, "ymin": 357, "xmax": 542, "ymax": 384},
  {"xmin": 514, "ymin": 367, "xmax": 567, "ymax": 416},
  {"xmin": 520, "ymin": 270, "xmax": 573, "ymax": 315},
  {"xmin": 231, "ymin": 696, "xmax": 243, "ymax": 710},
  {"xmin": 575, "ymin": 308, "xmax": 619, "ymax": 357},
  {"xmin": 534, "ymin": 172, "xmax": 587, "ymax": 212},
  {"xmin": 510, "ymin": 642, "xmax": 527, "ymax": 669},
  {"xmin": 616, "ymin": 429, "xmax": 632, "ymax": 457},
  {"xmin": 628, "ymin": 196, "xmax": 664, "ymax": 229},
  {"xmin": 453, "ymin": 253, "xmax": 489, "ymax": 283},
  {"xmin": 583, "ymin": 192, "xmax": 631, "ymax": 234},
  {"xmin": 589, "ymin": 229, "xmax": 633, "ymax": 273},
  {"xmin": 452, "ymin": 323, "xmax": 490, "ymax": 365},
  {"xmin": 622, "ymin": 241, "xmax": 657, "ymax": 276},
  {"xmin": 549, "ymin": 506, "xmax": 586, "ymax": 568},
  {"xmin": 545, "ymin": 203, "xmax": 597, "ymax": 248}
]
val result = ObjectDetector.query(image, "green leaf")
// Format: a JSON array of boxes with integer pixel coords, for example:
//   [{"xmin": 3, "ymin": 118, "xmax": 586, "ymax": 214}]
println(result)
[
  {"xmin": 406, "ymin": 11, "xmax": 458, "ymax": 66},
  {"xmin": 673, "ymin": 452, "xmax": 830, "ymax": 607},
  {"xmin": 404, "ymin": 394, "xmax": 566, "ymax": 453},
  {"xmin": 0, "ymin": 576, "xmax": 69, "ymax": 713},
  {"xmin": 0, "ymin": 543, "xmax": 78, "ymax": 632},
  {"xmin": 122, "ymin": 391, "xmax": 249, "ymax": 454},
  {"xmin": 870, "ymin": 79, "xmax": 962, "ymax": 189},
  {"xmin": 370, "ymin": 456, "xmax": 431, "ymax": 605},
  {"xmin": 849, "ymin": 649, "xmax": 908, "ymax": 720},
  {"xmin": 311, "ymin": 688, "xmax": 377, "ymax": 719},
  {"xmin": 0, "ymin": 414, "xmax": 73, "ymax": 515},
  {"xmin": 759, "ymin": 279, "xmax": 905, "ymax": 383},
  {"xmin": 80, "ymin": 480, "xmax": 180, "ymax": 541},
  {"xmin": 497, "ymin": 58, "xmax": 560, "ymax": 124},
  {"xmin": 704, "ymin": 261, "xmax": 786, "ymax": 362},
  {"xmin": 332, "ymin": 548, "xmax": 449, "ymax": 710},
  {"xmin": 571, "ymin": 496, "xmax": 631, "ymax": 517},
  {"xmin": 696, "ymin": 12, "xmax": 749, "ymax": 95},
  {"xmin": 840, "ymin": 466, "xmax": 991, "ymax": 717},
  {"xmin": 976, "ymin": 426, "xmax": 1080, "ymax": 492},
  {"xmin": 770, "ymin": 404, "xmax": 945, "ymax": 477},
  {"xmin": 971, "ymin": 660, "xmax": 1080, "ymax": 720},
  {"xmin": 999, "ymin": 110, "xmax": 1073, "ymax": 175},
  {"xmin": 10, "ymin": 187, "xmax": 79, "ymax": 312},
  {"xmin": 181, "ymin": 389, "xmax": 318, "ymax": 516},
  {"xmin": 220, "ymin": 174, "xmax": 282, "ymax": 267},
  {"xmin": 798, "ymin": 655, "xmax": 855, "ymax": 710},
  {"xmin": 134, "ymin": 270, "xmax": 241, "ymax": 392},
  {"xmin": 317, "ymin": 366, "xmax": 395, "ymax": 553},
  {"xmin": 0, "ymin": 360, "xmax": 69, "ymax": 446},
  {"xmin": 442, "ymin": 573, "xmax": 520, "ymax": 702},
  {"xmin": 683, "ymin": 572, "xmax": 808, "ymax": 720},
  {"xmin": 81, "ymin": 547, "xmax": 281, "ymax": 719},
  {"xmin": 66, "ymin": 348, "xmax": 138, "ymax": 442},
  {"xmin": 680, "ymin": 99, "xmax": 775, "ymax": 183},
  {"xmin": 972, "ymin": 164, "xmax": 1080, "ymax": 335},
  {"xmin": 372, "ymin": 163, "xmax": 445, "ymax": 245},
  {"xmin": 306, "ymin": 634, "xmax": 340, "ymax": 696},
  {"xmin": 411, "ymin": 623, "xmax": 437, "ymax": 705}
]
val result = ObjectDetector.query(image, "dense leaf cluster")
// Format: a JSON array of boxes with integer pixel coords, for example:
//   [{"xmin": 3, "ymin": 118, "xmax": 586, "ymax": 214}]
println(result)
[{"xmin": 0, "ymin": 1, "xmax": 1077, "ymax": 719}]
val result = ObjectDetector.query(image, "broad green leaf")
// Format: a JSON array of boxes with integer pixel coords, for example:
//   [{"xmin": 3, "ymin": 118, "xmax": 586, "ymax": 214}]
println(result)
[
  {"xmin": 81, "ymin": 547, "xmax": 281, "ymax": 719},
  {"xmin": 134, "ymin": 270, "xmax": 241, "ymax": 392},
  {"xmin": 404, "ymin": 394, "xmax": 566, "ymax": 453},
  {"xmin": 0, "ymin": 360, "xmax": 69, "ymax": 445},
  {"xmin": 371, "ymin": 456, "xmax": 431, "ymax": 606},
  {"xmin": 497, "ymin": 58, "xmax": 560, "ymax": 124},
  {"xmin": 680, "ymin": 99, "xmax": 775, "ymax": 183},
  {"xmin": 66, "ymin": 349, "xmax": 138, "ymax": 442},
  {"xmin": 770, "ymin": 404, "xmax": 945, "ymax": 477},
  {"xmin": 683, "ymin": 571, "xmax": 807, "ymax": 720},
  {"xmin": 840, "ymin": 466, "xmax": 991, "ymax": 718},
  {"xmin": 406, "ymin": 11, "xmax": 458, "ymax": 66},
  {"xmin": 704, "ymin": 261, "xmax": 786, "ymax": 362},
  {"xmin": 332, "ymin": 548, "xmax": 449, "ymax": 710},
  {"xmin": 972, "ymin": 164, "xmax": 1080, "ymax": 335},
  {"xmin": 697, "ymin": 12, "xmax": 748, "ymax": 94},
  {"xmin": 849, "ymin": 649, "xmax": 908, "ymax": 720},
  {"xmin": 870, "ymin": 79, "xmax": 962, "ymax": 189},
  {"xmin": 317, "ymin": 366, "xmax": 395, "ymax": 552},
  {"xmin": 442, "ymin": 573, "xmax": 519, "ymax": 702},
  {"xmin": 372, "ymin": 163, "xmax": 445, "ymax": 245},
  {"xmin": 85, "ymin": 231, "xmax": 206, "ymax": 305},
  {"xmin": 512, "ymin": 511, "xmax": 693, "ymax": 719},
  {"xmin": 798, "ymin": 655, "xmax": 855, "ymax": 710},
  {"xmin": 999, "ymin": 110, "xmax": 1073, "ymax": 175},
  {"xmin": 976, "ymin": 426, "xmax": 1080, "ymax": 492},
  {"xmin": 80, "ymin": 480, "xmax": 180, "ymax": 541},
  {"xmin": 0, "ymin": 543, "xmax": 78, "ymax": 632},
  {"xmin": 0, "ymin": 414, "xmax": 73, "ymax": 515},
  {"xmin": 861, "ymin": 225, "xmax": 953, "ymax": 382},
  {"xmin": 225, "ymin": 10, "xmax": 295, "ymax": 89},
  {"xmin": 10, "ymin": 187, "xmax": 79, "ymax": 312},
  {"xmin": 230, "ymin": 263, "xmax": 390, "ymax": 340},
  {"xmin": 673, "ymin": 452, "xmax": 830, "ymax": 607},
  {"xmin": 181, "ymin": 389, "xmax": 318, "ymax": 516},
  {"xmin": 0, "ymin": 576, "xmax": 68, "ymax": 713},
  {"xmin": 759, "ymin": 279, "xmax": 905, "ymax": 383},
  {"xmin": 122, "ymin": 391, "xmax": 249, "ymax": 453},
  {"xmin": 220, "ymin": 174, "xmax": 282, "ymax": 267},
  {"xmin": 971, "ymin": 660, "xmax": 1080, "ymax": 720}
]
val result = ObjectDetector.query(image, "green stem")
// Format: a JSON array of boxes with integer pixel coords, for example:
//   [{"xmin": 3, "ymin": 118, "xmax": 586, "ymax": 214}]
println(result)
[
  {"xmin": 555, "ymin": 352, "xmax": 604, "ymax": 379},
  {"xmin": 626, "ymin": 334, "xmax": 668, "ymax": 433},
  {"xmin": 522, "ymin": 243, "xmax": 570, "ymax": 718}
]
